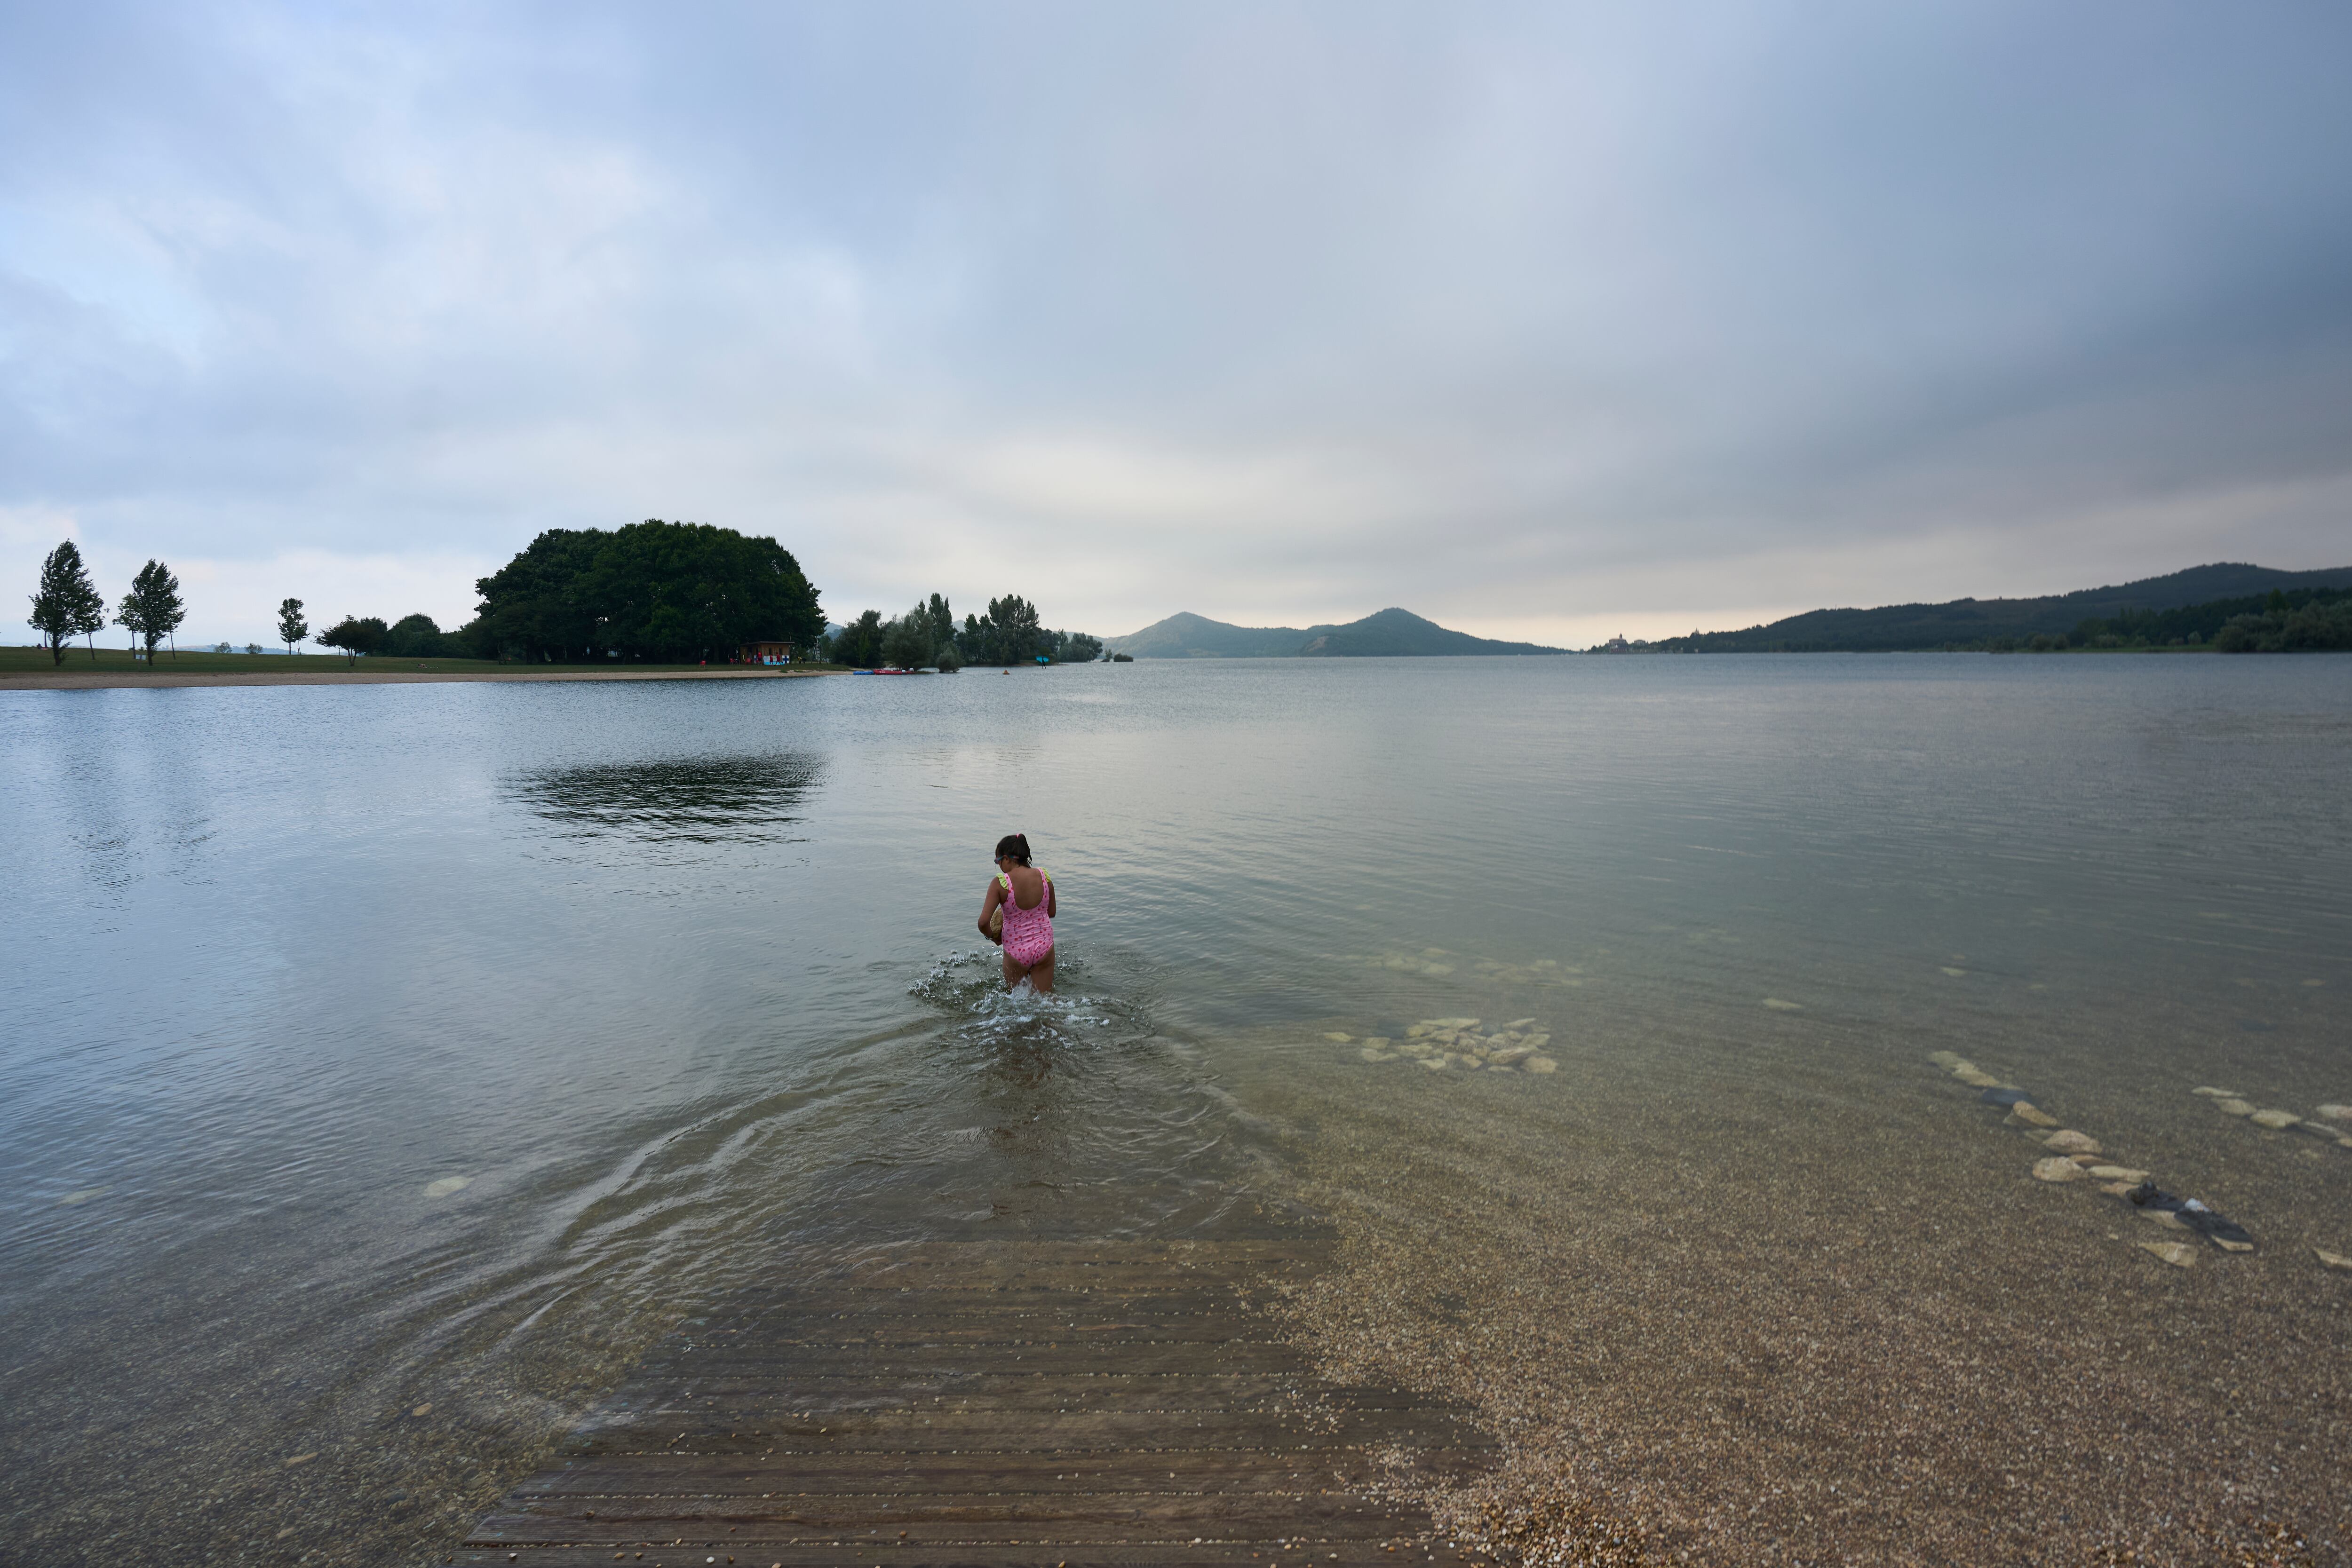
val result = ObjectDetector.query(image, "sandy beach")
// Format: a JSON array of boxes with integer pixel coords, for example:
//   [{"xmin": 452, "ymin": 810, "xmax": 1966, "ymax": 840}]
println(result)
[{"xmin": 0, "ymin": 666, "xmax": 837, "ymax": 692}]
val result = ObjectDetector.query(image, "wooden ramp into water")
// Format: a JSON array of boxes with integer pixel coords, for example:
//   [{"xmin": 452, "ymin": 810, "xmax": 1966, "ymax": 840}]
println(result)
[{"xmin": 454, "ymin": 1238, "xmax": 1489, "ymax": 1567}]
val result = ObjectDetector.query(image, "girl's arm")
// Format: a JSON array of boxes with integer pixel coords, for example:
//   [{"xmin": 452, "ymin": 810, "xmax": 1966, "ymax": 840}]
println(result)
[
  {"xmin": 1046, "ymin": 877, "xmax": 1056, "ymax": 919},
  {"xmin": 978, "ymin": 879, "xmax": 1004, "ymax": 943}
]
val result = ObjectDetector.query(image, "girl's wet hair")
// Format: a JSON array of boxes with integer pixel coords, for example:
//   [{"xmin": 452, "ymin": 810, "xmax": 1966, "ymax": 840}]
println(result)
[{"xmin": 994, "ymin": 833, "xmax": 1032, "ymax": 866}]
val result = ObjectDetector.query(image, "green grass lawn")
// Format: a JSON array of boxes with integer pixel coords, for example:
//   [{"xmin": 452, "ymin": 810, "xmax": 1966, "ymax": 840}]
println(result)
[{"xmin": 2, "ymin": 645, "xmax": 829, "ymax": 675}]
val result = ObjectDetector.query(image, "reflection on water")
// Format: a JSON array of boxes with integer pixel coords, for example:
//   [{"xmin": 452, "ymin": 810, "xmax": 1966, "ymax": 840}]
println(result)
[{"xmin": 509, "ymin": 752, "xmax": 819, "ymax": 841}]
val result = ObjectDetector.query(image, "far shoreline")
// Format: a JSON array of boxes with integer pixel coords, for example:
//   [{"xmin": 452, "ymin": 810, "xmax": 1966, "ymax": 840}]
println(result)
[{"xmin": 0, "ymin": 666, "xmax": 843, "ymax": 693}]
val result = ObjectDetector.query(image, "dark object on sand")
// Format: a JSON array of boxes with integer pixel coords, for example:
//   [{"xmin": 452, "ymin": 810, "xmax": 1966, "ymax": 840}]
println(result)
[
  {"xmin": 1978, "ymin": 1086, "xmax": 2034, "ymax": 1106},
  {"xmin": 2125, "ymin": 1181, "xmax": 2255, "ymax": 1251}
]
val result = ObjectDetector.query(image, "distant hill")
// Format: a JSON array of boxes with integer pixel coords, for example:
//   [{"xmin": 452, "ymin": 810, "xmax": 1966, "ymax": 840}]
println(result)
[
  {"xmin": 1646, "ymin": 562, "xmax": 2352, "ymax": 653},
  {"xmin": 1107, "ymin": 607, "xmax": 1565, "ymax": 658}
]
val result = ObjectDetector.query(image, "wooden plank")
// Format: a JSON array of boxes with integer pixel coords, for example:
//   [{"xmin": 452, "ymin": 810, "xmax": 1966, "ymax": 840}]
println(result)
[
  {"xmin": 468, "ymin": 1490, "xmax": 1414, "ymax": 1544},
  {"xmin": 629, "ymin": 1343, "xmax": 1311, "ymax": 1378},
  {"xmin": 513, "ymin": 1449, "xmax": 1490, "ymax": 1497},
  {"xmin": 591, "ymin": 1375, "xmax": 1445, "ymax": 1414},
  {"xmin": 575, "ymin": 1409, "xmax": 1485, "ymax": 1454},
  {"xmin": 818, "ymin": 1261, "xmax": 1329, "ymax": 1291},
  {"xmin": 455, "ymin": 1235, "xmax": 1475, "ymax": 1563},
  {"xmin": 451, "ymin": 1543, "xmax": 1422, "ymax": 1567},
  {"xmin": 830, "ymin": 1240, "xmax": 1337, "ymax": 1264},
  {"xmin": 677, "ymin": 1326, "xmax": 1270, "ymax": 1354},
  {"xmin": 702, "ymin": 1288, "xmax": 1256, "ymax": 1320}
]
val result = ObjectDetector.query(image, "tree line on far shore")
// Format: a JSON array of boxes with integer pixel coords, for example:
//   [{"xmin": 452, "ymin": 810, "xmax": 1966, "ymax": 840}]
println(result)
[
  {"xmin": 26, "ymin": 520, "xmax": 1105, "ymax": 669},
  {"xmin": 821, "ymin": 594, "xmax": 1104, "ymax": 669}
]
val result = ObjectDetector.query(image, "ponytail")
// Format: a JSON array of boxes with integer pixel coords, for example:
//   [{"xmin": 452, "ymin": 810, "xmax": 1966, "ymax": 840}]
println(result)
[{"xmin": 993, "ymin": 832, "xmax": 1032, "ymax": 866}]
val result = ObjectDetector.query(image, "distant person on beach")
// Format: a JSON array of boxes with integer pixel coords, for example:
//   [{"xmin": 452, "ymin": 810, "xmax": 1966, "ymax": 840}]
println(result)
[{"xmin": 978, "ymin": 833, "xmax": 1055, "ymax": 992}]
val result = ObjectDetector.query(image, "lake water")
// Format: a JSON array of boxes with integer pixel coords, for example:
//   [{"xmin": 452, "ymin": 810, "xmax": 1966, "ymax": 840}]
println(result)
[{"xmin": 4, "ymin": 656, "xmax": 2349, "ymax": 1565}]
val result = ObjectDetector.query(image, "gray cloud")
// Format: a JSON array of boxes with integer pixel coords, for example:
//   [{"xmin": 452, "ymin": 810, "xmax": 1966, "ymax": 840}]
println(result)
[{"xmin": 5, "ymin": 0, "xmax": 2350, "ymax": 643}]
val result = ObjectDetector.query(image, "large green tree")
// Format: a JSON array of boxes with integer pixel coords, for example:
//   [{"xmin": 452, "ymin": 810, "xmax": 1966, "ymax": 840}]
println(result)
[
  {"xmin": 116, "ymin": 559, "xmax": 186, "ymax": 664},
  {"xmin": 317, "ymin": 615, "xmax": 389, "ymax": 665},
  {"xmin": 830, "ymin": 610, "xmax": 886, "ymax": 668},
  {"xmin": 958, "ymin": 594, "xmax": 1046, "ymax": 665},
  {"xmin": 469, "ymin": 520, "xmax": 823, "ymax": 663},
  {"xmin": 28, "ymin": 540, "xmax": 106, "ymax": 665}
]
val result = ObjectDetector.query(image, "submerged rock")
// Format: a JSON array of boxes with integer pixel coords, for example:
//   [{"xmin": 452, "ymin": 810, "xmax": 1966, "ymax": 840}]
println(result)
[
  {"xmin": 1978, "ymin": 1087, "xmax": 2034, "ymax": 1106},
  {"xmin": 1360, "ymin": 1047, "xmax": 1398, "ymax": 1062},
  {"xmin": 2137, "ymin": 1240, "xmax": 2198, "ymax": 1269},
  {"xmin": 1762, "ymin": 998, "xmax": 1803, "ymax": 1011},
  {"xmin": 2317, "ymin": 1249, "xmax": 2352, "ymax": 1272},
  {"xmin": 1928, "ymin": 1050, "xmax": 1967, "ymax": 1069},
  {"xmin": 423, "ymin": 1176, "xmax": 471, "ymax": 1199},
  {"xmin": 1323, "ymin": 1032, "xmax": 1354, "ymax": 1043},
  {"xmin": 1955, "ymin": 1069, "xmax": 2005, "ymax": 1088},
  {"xmin": 2191, "ymin": 1086, "xmax": 2240, "ymax": 1098},
  {"xmin": 2085, "ymin": 1166, "xmax": 2150, "ymax": 1183},
  {"xmin": 2031, "ymin": 1157, "xmax": 2086, "ymax": 1183},
  {"xmin": 1524, "ymin": 1056, "xmax": 1559, "ymax": 1074},
  {"xmin": 1505, "ymin": 1017, "xmax": 1537, "ymax": 1029},
  {"xmin": 2249, "ymin": 1109, "xmax": 2301, "ymax": 1130},
  {"xmin": 2316, "ymin": 1104, "xmax": 2352, "ymax": 1122},
  {"xmin": 2125, "ymin": 1181, "xmax": 2254, "ymax": 1252},
  {"xmin": 2007, "ymin": 1104, "xmax": 2061, "ymax": 1129},
  {"xmin": 2214, "ymin": 1099, "xmax": 2257, "ymax": 1117},
  {"xmin": 2042, "ymin": 1130, "xmax": 2102, "ymax": 1155}
]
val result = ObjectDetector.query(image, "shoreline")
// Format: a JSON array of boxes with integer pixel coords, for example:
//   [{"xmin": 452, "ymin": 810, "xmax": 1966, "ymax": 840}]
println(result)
[{"xmin": 0, "ymin": 667, "xmax": 842, "ymax": 692}]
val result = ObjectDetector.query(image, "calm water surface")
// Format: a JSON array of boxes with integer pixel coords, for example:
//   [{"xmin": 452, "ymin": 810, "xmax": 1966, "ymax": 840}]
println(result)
[{"xmin": 3, "ymin": 656, "xmax": 2348, "ymax": 1563}]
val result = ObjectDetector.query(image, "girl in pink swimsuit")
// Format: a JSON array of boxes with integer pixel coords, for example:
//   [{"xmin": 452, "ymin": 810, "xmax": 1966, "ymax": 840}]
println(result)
[{"xmin": 978, "ymin": 832, "xmax": 1056, "ymax": 992}]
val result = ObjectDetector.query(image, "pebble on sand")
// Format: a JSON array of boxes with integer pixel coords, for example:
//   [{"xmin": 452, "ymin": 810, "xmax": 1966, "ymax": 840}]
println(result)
[
  {"xmin": 2317, "ymin": 1249, "xmax": 2352, "ymax": 1272},
  {"xmin": 2191, "ymin": 1087, "xmax": 2240, "ymax": 1098},
  {"xmin": 1524, "ymin": 1056, "xmax": 1559, "ymax": 1074},
  {"xmin": 2137, "ymin": 1240, "xmax": 2197, "ymax": 1269},
  {"xmin": 1955, "ymin": 1069, "xmax": 2005, "ymax": 1088},
  {"xmin": 2085, "ymin": 1166, "xmax": 2150, "ymax": 1183},
  {"xmin": 423, "ymin": 1176, "xmax": 472, "ymax": 1199},
  {"xmin": 2214, "ymin": 1099, "xmax": 2256, "ymax": 1117},
  {"xmin": 1360, "ymin": 1047, "xmax": 1398, "ymax": 1062},
  {"xmin": 1762, "ymin": 998, "xmax": 1803, "ymax": 1011},
  {"xmin": 2249, "ymin": 1109, "xmax": 2301, "ymax": 1130},
  {"xmin": 2032, "ymin": 1157, "xmax": 2086, "ymax": 1183},
  {"xmin": 1927, "ymin": 1051, "xmax": 1966, "ymax": 1069},
  {"xmin": 2006, "ymin": 1104, "xmax": 2061, "ymax": 1128},
  {"xmin": 1323, "ymin": 1032, "xmax": 1354, "ymax": 1043},
  {"xmin": 1939, "ymin": 966, "xmax": 1966, "ymax": 976},
  {"xmin": 2042, "ymin": 1130, "xmax": 2102, "ymax": 1156},
  {"xmin": 2316, "ymin": 1104, "xmax": 2352, "ymax": 1122}
]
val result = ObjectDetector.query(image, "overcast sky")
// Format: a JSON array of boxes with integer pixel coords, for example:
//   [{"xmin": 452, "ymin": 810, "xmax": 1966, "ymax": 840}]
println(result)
[{"xmin": 5, "ymin": 1, "xmax": 2350, "ymax": 647}]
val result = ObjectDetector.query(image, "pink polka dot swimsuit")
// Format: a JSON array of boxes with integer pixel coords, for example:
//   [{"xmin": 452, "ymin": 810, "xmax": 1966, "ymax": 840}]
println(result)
[{"xmin": 999, "ymin": 869, "xmax": 1054, "ymax": 966}]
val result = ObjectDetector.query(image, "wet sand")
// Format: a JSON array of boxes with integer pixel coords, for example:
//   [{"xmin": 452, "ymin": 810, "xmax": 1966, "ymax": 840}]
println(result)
[
  {"xmin": 0, "ymin": 666, "xmax": 836, "ymax": 691},
  {"xmin": 1228, "ymin": 1014, "xmax": 2349, "ymax": 1567}
]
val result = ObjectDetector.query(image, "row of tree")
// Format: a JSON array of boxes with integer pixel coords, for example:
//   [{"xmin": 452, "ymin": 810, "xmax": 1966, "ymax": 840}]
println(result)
[
  {"xmin": 25, "ymin": 539, "xmax": 433, "ymax": 666},
  {"xmin": 28, "ymin": 542, "xmax": 192, "ymax": 665},
  {"xmin": 821, "ymin": 594, "xmax": 1104, "ymax": 669},
  {"xmin": 28, "ymin": 523, "xmax": 1107, "ymax": 670}
]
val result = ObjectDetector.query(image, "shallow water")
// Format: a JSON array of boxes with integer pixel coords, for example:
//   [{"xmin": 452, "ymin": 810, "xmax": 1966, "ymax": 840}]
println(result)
[{"xmin": 2, "ymin": 656, "xmax": 2348, "ymax": 1564}]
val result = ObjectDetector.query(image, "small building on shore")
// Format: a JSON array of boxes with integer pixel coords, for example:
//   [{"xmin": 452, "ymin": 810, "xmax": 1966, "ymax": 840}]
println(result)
[{"xmin": 740, "ymin": 641, "xmax": 795, "ymax": 666}]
